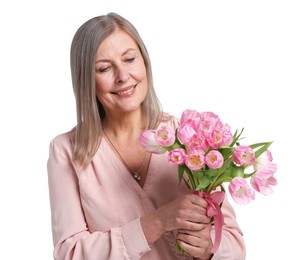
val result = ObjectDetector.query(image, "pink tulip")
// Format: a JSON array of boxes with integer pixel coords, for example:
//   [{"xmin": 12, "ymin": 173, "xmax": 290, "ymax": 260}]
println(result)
[
  {"xmin": 185, "ymin": 149, "xmax": 205, "ymax": 171},
  {"xmin": 155, "ymin": 126, "xmax": 176, "ymax": 147},
  {"xmin": 180, "ymin": 109, "xmax": 201, "ymax": 125},
  {"xmin": 139, "ymin": 130, "xmax": 166, "ymax": 154},
  {"xmin": 229, "ymin": 177, "xmax": 255, "ymax": 205},
  {"xmin": 233, "ymin": 145, "xmax": 255, "ymax": 166},
  {"xmin": 199, "ymin": 112, "xmax": 221, "ymax": 135},
  {"xmin": 251, "ymin": 150, "xmax": 277, "ymax": 195},
  {"xmin": 168, "ymin": 148, "xmax": 187, "ymax": 165},
  {"xmin": 177, "ymin": 123, "xmax": 196, "ymax": 145},
  {"xmin": 254, "ymin": 150, "xmax": 276, "ymax": 172},
  {"xmin": 187, "ymin": 134, "xmax": 209, "ymax": 152},
  {"xmin": 221, "ymin": 123, "xmax": 234, "ymax": 146},
  {"xmin": 200, "ymin": 111, "xmax": 220, "ymax": 124},
  {"xmin": 207, "ymin": 130, "xmax": 224, "ymax": 149},
  {"xmin": 250, "ymin": 171, "xmax": 277, "ymax": 195},
  {"xmin": 205, "ymin": 150, "xmax": 224, "ymax": 169},
  {"xmin": 264, "ymin": 150, "xmax": 273, "ymax": 162}
]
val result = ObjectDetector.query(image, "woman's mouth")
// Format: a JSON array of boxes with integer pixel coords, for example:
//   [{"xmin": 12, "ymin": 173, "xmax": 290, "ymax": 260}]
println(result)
[{"xmin": 111, "ymin": 85, "xmax": 137, "ymax": 96}]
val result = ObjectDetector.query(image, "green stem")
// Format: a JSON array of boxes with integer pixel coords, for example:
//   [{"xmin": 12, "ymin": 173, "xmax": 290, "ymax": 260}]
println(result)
[{"xmin": 185, "ymin": 167, "xmax": 197, "ymax": 190}]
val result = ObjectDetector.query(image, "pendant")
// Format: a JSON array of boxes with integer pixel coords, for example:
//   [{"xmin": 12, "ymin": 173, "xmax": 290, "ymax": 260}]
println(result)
[{"xmin": 133, "ymin": 172, "xmax": 141, "ymax": 181}]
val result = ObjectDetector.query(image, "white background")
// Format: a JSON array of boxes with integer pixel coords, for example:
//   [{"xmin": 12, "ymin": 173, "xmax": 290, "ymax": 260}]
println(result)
[{"xmin": 1, "ymin": 0, "xmax": 294, "ymax": 259}]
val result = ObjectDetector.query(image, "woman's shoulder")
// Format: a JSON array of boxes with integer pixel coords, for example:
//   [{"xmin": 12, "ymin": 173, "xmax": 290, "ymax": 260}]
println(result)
[{"xmin": 49, "ymin": 127, "xmax": 76, "ymax": 152}]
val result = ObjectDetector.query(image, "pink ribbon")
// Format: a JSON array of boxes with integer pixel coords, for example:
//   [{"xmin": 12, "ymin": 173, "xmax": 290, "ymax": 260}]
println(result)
[{"xmin": 194, "ymin": 191, "xmax": 225, "ymax": 253}]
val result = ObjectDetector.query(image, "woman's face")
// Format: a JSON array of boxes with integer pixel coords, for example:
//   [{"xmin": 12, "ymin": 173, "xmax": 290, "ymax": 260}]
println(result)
[{"xmin": 95, "ymin": 29, "xmax": 148, "ymax": 116}]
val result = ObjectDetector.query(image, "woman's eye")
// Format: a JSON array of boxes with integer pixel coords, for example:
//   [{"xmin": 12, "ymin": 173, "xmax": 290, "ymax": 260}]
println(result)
[
  {"xmin": 96, "ymin": 67, "xmax": 110, "ymax": 73},
  {"xmin": 125, "ymin": 57, "xmax": 135, "ymax": 63}
]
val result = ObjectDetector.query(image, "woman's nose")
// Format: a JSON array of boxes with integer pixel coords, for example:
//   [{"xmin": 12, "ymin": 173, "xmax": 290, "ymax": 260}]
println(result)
[{"xmin": 115, "ymin": 66, "xmax": 130, "ymax": 84}]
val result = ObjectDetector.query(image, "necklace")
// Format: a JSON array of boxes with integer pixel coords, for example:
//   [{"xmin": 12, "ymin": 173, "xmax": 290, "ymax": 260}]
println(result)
[{"xmin": 103, "ymin": 129, "xmax": 147, "ymax": 181}]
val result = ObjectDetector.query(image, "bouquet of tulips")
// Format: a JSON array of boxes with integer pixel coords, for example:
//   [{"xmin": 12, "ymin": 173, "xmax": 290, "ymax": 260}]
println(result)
[{"xmin": 140, "ymin": 109, "xmax": 277, "ymax": 253}]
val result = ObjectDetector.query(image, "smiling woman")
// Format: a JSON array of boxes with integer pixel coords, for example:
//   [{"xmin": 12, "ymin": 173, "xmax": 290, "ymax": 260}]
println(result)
[{"xmin": 47, "ymin": 12, "xmax": 246, "ymax": 260}]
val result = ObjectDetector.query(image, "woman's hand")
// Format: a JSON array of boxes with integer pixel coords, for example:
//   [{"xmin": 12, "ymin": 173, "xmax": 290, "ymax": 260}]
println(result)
[
  {"xmin": 141, "ymin": 193, "xmax": 211, "ymax": 245},
  {"xmin": 158, "ymin": 193, "xmax": 210, "ymax": 232},
  {"xmin": 177, "ymin": 226, "xmax": 213, "ymax": 259}
]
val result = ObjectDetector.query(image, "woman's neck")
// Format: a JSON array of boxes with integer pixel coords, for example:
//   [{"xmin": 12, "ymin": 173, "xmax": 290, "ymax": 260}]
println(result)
[{"xmin": 102, "ymin": 109, "xmax": 145, "ymax": 138}]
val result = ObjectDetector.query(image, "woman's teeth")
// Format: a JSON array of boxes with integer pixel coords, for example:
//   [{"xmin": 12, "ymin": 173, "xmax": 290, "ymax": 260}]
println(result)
[{"xmin": 116, "ymin": 86, "xmax": 136, "ymax": 95}]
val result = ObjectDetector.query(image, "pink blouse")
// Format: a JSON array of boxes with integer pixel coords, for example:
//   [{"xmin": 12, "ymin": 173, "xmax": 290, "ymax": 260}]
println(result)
[{"xmin": 47, "ymin": 117, "xmax": 246, "ymax": 260}]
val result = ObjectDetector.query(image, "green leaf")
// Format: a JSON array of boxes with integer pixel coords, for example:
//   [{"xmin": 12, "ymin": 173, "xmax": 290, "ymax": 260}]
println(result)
[
  {"xmin": 185, "ymin": 169, "xmax": 196, "ymax": 190},
  {"xmin": 178, "ymin": 165, "xmax": 185, "ymax": 185},
  {"xmin": 228, "ymin": 165, "xmax": 245, "ymax": 178},
  {"xmin": 243, "ymin": 172, "xmax": 256, "ymax": 178},
  {"xmin": 218, "ymin": 147, "xmax": 234, "ymax": 160},
  {"xmin": 215, "ymin": 157, "xmax": 234, "ymax": 175},
  {"xmin": 196, "ymin": 176, "xmax": 211, "ymax": 190},
  {"xmin": 196, "ymin": 169, "xmax": 218, "ymax": 177},
  {"xmin": 183, "ymin": 178, "xmax": 191, "ymax": 189},
  {"xmin": 250, "ymin": 142, "xmax": 273, "ymax": 158},
  {"xmin": 229, "ymin": 128, "xmax": 245, "ymax": 147},
  {"xmin": 211, "ymin": 176, "xmax": 233, "ymax": 188}
]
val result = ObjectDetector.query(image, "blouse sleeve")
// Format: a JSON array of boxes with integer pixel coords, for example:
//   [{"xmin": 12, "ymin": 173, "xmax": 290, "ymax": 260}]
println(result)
[
  {"xmin": 211, "ymin": 193, "xmax": 246, "ymax": 260},
  {"xmin": 47, "ymin": 139, "xmax": 151, "ymax": 260}
]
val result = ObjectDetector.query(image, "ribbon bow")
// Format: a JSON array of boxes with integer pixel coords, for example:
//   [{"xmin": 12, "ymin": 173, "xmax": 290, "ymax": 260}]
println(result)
[{"xmin": 194, "ymin": 190, "xmax": 225, "ymax": 253}]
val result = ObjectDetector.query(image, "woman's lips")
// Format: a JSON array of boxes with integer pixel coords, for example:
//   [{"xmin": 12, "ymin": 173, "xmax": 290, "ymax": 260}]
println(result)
[{"xmin": 111, "ymin": 84, "xmax": 137, "ymax": 96}]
